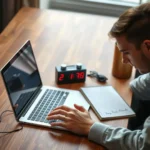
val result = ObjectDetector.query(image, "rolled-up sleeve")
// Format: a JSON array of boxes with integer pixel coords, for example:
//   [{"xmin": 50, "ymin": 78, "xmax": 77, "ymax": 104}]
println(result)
[{"xmin": 88, "ymin": 117, "xmax": 150, "ymax": 150}]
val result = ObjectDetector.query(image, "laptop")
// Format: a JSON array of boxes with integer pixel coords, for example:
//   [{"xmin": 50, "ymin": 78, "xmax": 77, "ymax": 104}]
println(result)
[{"xmin": 1, "ymin": 40, "xmax": 90, "ymax": 129}]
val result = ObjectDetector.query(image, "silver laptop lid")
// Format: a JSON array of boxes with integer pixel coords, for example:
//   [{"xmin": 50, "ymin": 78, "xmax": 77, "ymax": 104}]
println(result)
[{"xmin": 1, "ymin": 40, "xmax": 42, "ymax": 120}]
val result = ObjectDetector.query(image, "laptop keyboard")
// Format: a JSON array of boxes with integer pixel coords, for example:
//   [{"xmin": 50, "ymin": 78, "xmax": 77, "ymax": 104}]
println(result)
[{"xmin": 28, "ymin": 89, "xmax": 69, "ymax": 123}]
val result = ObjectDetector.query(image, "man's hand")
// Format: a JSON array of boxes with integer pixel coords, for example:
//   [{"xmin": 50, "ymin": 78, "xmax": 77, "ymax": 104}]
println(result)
[{"xmin": 47, "ymin": 104, "xmax": 95, "ymax": 136}]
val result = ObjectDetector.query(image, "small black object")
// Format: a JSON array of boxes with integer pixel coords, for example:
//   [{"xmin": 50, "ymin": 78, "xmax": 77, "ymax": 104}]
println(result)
[
  {"xmin": 76, "ymin": 63, "xmax": 82, "ymax": 70},
  {"xmin": 61, "ymin": 64, "xmax": 67, "ymax": 71},
  {"xmin": 97, "ymin": 74, "xmax": 108, "ymax": 82},
  {"xmin": 87, "ymin": 71, "xmax": 108, "ymax": 82}
]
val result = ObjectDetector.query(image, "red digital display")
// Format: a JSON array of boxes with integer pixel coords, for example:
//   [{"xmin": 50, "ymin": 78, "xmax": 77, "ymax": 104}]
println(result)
[
  {"xmin": 56, "ymin": 65, "xmax": 86, "ymax": 84},
  {"xmin": 58, "ymin": 72, "xmax": 85, "ymax": 83}
]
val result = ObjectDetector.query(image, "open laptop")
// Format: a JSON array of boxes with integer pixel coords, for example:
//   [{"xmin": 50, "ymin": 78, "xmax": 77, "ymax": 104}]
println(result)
[{"xmin": 1, "ymin": 40, "xmax": 90, "ymax": 129}]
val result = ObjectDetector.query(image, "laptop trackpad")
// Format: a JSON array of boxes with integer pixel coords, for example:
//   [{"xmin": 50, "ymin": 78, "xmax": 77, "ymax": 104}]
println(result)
[{"xmin": 64, "ymin": 91, "xmax": 90, "ymax": 110}]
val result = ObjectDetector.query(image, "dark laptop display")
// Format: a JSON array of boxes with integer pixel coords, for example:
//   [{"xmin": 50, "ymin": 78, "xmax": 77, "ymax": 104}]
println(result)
[{"xmin": 1, "ymin": 41, "xmax": 42, "ymax": 116}]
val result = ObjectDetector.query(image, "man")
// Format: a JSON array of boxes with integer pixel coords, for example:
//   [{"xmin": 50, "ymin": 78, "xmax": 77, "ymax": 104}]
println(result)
[{"xmin": 47, "ymin": 3, "xmax": 150, "ymax": 150}]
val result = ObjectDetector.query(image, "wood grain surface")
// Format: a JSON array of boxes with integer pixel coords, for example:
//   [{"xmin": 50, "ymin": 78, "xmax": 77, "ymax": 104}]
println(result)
[{"xmin": 0, "ymin": 7, "xmax": 135, "ymax": 150}]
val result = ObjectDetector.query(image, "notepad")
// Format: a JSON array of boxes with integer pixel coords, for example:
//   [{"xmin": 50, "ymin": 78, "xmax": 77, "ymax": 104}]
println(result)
[{"xmin": 80, "ymin": 86, "xmax": 135, "ymax": 120}]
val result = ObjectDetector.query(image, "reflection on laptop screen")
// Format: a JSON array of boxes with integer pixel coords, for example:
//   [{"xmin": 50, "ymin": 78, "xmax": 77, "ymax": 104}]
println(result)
[{"xmin": 2, "ymin": 41, "xmax": 42, "ymax": 116}]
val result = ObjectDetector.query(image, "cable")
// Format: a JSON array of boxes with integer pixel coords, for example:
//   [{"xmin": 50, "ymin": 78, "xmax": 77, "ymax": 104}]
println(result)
[
  {"xmin": 0, "ymin": 110, "xmax": 13, "ymax": 122},
  {"xmin": 0, "ymin": 110, "xmax": 23, "ymax": 134},
  {"xmin": 87, "ymin": 70, "xmax": 108, "ymax": 82}
]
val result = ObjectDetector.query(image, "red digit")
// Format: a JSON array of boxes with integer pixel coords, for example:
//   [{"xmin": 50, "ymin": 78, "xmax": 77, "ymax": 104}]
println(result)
[
  {"xmin": 76, "ymin": 72, "xmax": 84, "ymax": 79},
  {"xmin": 70, "ymin": 73, "xmax": 75, "ymax": 80},
  {"xmin": 59, "ymin": 74, "xmax": 64, "ymax": 81},
  {"xmin": 80, "ymin": 72, "xmax": 84, "ymax": 79}
]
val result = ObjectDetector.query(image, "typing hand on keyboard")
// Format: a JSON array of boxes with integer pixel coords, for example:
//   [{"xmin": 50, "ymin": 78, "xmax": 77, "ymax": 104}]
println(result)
[{"xmin": 28, "ymin": 89, "xmax": 69, "ymax": 123}]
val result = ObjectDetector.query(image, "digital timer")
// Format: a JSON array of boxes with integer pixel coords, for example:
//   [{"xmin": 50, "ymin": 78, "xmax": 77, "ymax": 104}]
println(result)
[{"xmin": 55, "ymin": 63, "xmax": 86, "ymax": 84}]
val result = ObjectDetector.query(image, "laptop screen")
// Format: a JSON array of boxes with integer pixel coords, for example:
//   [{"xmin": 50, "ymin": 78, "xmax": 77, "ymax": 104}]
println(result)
[{"xmin": 1, "ymin": 40, "xmax": 42, "ymax": 117}]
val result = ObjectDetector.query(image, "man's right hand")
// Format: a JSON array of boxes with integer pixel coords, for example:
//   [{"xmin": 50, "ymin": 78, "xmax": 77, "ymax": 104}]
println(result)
[{"xmin": 47, "ymin": 104, "xmax": 95, "ymax": 136}]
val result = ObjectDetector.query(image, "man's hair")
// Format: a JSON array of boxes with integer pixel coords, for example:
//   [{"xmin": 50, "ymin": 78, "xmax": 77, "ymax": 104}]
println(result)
[{"xmin": 109, "ymin": 2, "xmax": 150, "ymax": 49}]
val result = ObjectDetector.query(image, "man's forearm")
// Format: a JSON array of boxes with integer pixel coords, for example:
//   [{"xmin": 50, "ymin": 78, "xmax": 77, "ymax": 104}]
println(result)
[{"xmin": 88, "ymin": 117, "xmax": 150, "ymax": 150}]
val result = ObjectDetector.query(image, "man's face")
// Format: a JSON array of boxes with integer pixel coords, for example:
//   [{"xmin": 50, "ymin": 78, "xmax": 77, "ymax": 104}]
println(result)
[{"xmin": 116, "ymin": 36, "xmax": 150, "ymax": 74}]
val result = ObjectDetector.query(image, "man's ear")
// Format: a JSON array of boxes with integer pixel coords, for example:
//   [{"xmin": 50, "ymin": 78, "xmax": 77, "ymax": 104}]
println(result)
[
  {"xmin": 143, "ymin": 40, "xmax": 150, "ymax": 50},
  {"xmin": 142, "ymin": 40, "xmax": 150, "ymax": 58}
]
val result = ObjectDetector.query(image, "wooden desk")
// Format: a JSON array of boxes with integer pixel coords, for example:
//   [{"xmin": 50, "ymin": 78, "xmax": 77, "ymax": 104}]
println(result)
[{"xmin": 0, "ymin": 7, "xmax": 135, "ymax": 150}]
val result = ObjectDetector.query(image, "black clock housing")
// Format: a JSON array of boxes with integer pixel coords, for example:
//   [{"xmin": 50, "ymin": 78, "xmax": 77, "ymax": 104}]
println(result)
[{"xmin": 55, "ymin": 64, "xmax": 86, "ymax": 84}]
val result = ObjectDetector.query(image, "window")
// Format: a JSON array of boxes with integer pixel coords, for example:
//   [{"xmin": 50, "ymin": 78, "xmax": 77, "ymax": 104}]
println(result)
[
  {"xmin": 83, "ymin": 0, "xmax": 140, "ymax": 5},
  {"xmin": 51, "ymin": 0, "xmax": 148, "ymax": 16}
]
